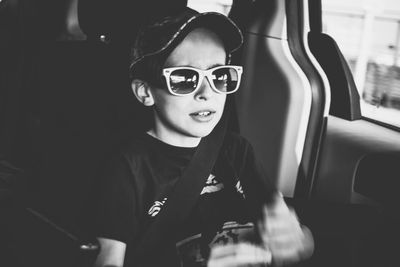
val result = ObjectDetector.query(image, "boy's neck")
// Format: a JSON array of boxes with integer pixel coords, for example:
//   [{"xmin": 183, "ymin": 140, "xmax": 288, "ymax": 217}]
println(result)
[{"xmin": 146, "ymin": 129, "xmax": 201, "ymax": 148}]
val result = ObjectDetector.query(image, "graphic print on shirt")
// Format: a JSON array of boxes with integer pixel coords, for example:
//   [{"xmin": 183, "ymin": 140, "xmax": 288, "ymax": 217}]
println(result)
[
  {"xmin": 235, "ymin": 180, "xmax": 245, "ymax": 199},
  {"xmin": 148, "ymin": 174, "xmax": 243, "ymax": 218},
  {"xmin": 148, "ymin": 197, "xmax": 167, "ymax": 217},
  {"xmin": 200, "ymin": 174, "xmax": 224, "ymax": 195}
]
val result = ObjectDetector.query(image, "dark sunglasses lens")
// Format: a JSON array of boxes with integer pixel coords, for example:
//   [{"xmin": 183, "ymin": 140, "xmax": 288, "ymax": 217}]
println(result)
[
  {"xmin": 169, "ymin": 69, "xmax": 199, "ymax": 95},
  {"xmin": 212, "ymin": 67, "xmax": 239, "ymax": 93}
]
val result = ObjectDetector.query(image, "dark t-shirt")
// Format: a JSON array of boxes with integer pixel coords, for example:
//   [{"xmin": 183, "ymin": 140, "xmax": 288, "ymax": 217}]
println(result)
[{"xmin": 95, "ymin": 131, "xmax": 276, "ymax": 266}]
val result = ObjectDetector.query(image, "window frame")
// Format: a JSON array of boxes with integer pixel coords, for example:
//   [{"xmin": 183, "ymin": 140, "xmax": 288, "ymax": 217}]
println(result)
[{"xmin": 319, "ymin": 0, "xmax": 400, "ymax": 130}]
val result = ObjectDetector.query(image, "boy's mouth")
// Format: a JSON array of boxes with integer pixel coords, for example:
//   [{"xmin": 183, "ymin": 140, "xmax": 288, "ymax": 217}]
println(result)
[
  {"xmin": 190, "ymin": 110, "xmax": 215, "ymax": 116},
  {"xmin": 190, "ymin": 110, "xmax": 216, "ymax": 121}
]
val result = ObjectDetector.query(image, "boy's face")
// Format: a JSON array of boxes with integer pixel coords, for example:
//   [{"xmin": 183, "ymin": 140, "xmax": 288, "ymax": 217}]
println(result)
[{"xmin": 148, "ymin": 28, "xmax": 227, "ymax": 146}]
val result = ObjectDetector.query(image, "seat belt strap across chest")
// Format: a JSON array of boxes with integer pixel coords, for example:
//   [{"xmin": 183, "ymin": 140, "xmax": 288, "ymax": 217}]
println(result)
[{"xmin": 134, "ymin": 113, "xmax": 228, "ymax": 261}]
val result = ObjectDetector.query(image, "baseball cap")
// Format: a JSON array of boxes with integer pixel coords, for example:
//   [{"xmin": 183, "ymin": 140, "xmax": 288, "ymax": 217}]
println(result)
[{"xmin": 129, "ymin": 7, "xmax": 243, "ymax": 74}]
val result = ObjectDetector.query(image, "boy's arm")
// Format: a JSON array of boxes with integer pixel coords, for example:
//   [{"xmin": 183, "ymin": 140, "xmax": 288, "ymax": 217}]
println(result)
[
  {"xmin": 93, "ymin": 153, "xmax": 137, "ymax": 266},
  {"xmin": 94, "ymin": 238, "xmax": 126, "ymax": 267}
]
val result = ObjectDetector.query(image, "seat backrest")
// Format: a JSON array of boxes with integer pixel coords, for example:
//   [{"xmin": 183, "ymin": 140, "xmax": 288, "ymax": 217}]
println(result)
[{"xmin": 230, "ymin": 0, "xmax": 324, "ymax": 196}]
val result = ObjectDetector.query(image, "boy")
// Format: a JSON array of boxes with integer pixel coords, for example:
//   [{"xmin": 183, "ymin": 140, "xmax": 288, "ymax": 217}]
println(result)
[{"xmin": 94, "ymin": 7, "xmax": 313, "ymax": 267}]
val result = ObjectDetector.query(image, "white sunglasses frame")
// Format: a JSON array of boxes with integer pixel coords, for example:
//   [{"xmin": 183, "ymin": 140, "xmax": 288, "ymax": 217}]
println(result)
[{"xmin": 162, "ymin": 65, "xmax": 243, "ymax": 96}]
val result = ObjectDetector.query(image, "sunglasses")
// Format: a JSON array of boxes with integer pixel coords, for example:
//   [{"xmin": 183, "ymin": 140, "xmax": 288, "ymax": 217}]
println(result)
[{"xmin": 162, "ymin": 65, "xmax": 243, "ymax": 96}]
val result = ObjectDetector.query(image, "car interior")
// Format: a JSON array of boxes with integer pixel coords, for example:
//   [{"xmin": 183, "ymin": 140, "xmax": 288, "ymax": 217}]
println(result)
[{"xmin": 1, "ymin": 0, "xmax": 399, "ymax": 266}]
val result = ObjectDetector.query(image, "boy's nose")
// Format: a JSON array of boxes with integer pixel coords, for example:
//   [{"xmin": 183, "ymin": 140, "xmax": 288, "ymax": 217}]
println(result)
[{"xmin": 195, "ymin": 77, "xmax": 214, "ymax": 100}]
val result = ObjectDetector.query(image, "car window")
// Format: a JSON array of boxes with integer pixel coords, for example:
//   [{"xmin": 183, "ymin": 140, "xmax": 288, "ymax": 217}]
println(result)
[
  {"xmin": 322, "ymin": 0, "xmax": 400, "ymax": 128},
  {"xmin": 187, "ymin": 0, "xmax": 232, "ymax": 15}
]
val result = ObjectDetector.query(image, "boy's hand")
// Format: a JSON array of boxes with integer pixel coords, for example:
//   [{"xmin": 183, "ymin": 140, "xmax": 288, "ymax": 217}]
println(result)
[
  {"xmin": 258, "ymin": 194, "xmax": 314, "ymax": 266},
  {"xmin": 207, "ymin": 194, "xmax": 314, "ymax": 267}
]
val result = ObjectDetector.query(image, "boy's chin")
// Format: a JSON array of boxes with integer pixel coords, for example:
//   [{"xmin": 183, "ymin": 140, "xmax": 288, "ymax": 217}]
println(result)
[{"xmin": 186, "ymin": 126, "xmax": 216, "ymax": 139}]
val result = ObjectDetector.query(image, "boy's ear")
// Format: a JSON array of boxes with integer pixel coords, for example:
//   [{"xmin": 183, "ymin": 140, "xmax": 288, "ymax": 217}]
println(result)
[{"xmin": 131, "ymin": 79, "xmax": 155, "ymax": 106}]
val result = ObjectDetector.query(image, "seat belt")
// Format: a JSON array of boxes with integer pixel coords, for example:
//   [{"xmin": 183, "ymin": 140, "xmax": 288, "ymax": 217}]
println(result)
[{"xmin": 133, "ymin": 109, "xmax": 229, "ymax": 263}]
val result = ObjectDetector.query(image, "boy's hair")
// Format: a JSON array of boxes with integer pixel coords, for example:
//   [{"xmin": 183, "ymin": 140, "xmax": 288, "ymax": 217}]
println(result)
[
  {"xmin": 128, "ymin": 7, "xmax": 243, "ymax": 84},
  {"xmin": 130, "ymin": 51, "xmax": 169, "ymax": 87}
]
